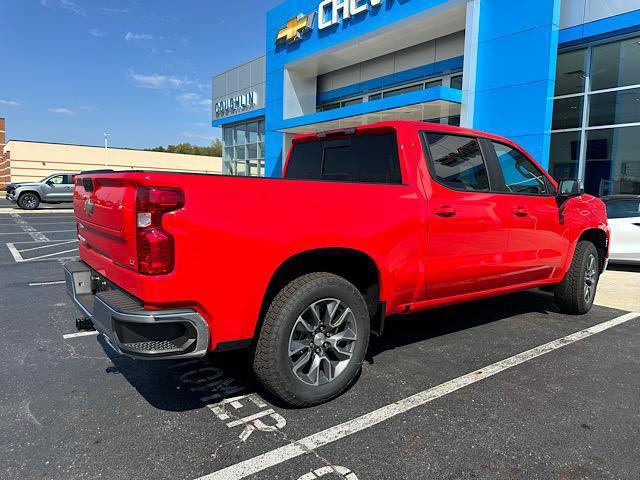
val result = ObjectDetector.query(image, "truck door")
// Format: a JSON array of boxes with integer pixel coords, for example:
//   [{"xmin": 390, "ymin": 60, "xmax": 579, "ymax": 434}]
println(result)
[
  {"xmin": 60, "ymin": 174, "xmax": 75, "ymax": 201},
  {"xmin": 419, "ymin": 132, "xmax": 510, "ymax": 300},
  {"xmin": 485, "ymin": 141, "xmax": 568, "ymax": 285},
  {"xmin": 42, "ymin": 174, "xmax": 67, "ymax": 201}
]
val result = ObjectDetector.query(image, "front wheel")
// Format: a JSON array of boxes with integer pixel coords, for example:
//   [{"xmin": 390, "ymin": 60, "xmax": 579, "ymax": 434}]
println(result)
[
  {"xmin": 18, "ymin": 193, "xmax": 40, "ymax": 210},
  {"xmin": 252, "ymin": 273, "xmax": 370, "ymax": 407},
  {"xmin": 554, "ymin": 241, "xmax": 600, "ymax": 315}
]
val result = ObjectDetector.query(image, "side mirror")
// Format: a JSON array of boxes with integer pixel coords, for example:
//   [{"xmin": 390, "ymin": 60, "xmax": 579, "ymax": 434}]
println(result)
[
  {"xmin": 558, "ymin": 179, "xmax": 584, "ymax": 197},
  {"xmin": 46, "ymin": 180, "xmax": 54, "ymax": 186}
]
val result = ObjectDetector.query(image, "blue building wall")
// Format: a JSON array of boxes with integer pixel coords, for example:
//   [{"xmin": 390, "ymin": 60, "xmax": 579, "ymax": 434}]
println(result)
[
  {"xmin": 470, "ymin": 0, "xmax": 561, "ymax": 168},
  {"xmin": 264, "ymin": 0, "xmax": 464, "ymax": 177},
  {"xmin": 214, "ymin": 0, "xmax": 640, "ymax": 178}
]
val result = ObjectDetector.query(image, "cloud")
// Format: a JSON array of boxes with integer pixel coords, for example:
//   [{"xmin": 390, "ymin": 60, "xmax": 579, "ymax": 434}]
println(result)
[
  {"xmin": 129, "ymin": 69, "xmax": 194, "ymax": 89},
  {"xmin": 48, "ymin": 108, "xmax": 75, "ymax": 115},
  {"xmin": 89, "ymin": 28, "xmax": 108, "ymax": 37},
  {"xmin": 0, "ymin": 99, "xmax": 21, "ymax": 107},
  {"xmin": 79, "ymin": 105, "xmax": 97, "ymax": 111},
  {"xmin": 125, "ymin": 32, "xmax": 158, "ymax": 41},
  {"xmin": 60, "ymin": 0, "xmax": 87, "ymax": 16},
  {"xmin": 99, "ymin": 7, "xmax": 128, "ymax": 13},
  {"xmin": 40, "ymin": 0, "xmax": 48, "ymax": 6},
  {"xmin": 180, "ymin": 131, "xmax": 213, "ymax": 141},
  {"xmin": 176, "ymin": 92, "xmax": 212, "ymax": 110}
]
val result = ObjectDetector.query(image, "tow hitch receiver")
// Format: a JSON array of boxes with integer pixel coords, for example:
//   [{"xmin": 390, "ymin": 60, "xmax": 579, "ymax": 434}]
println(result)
[{"xmin": 76, "ymin": 317, "xmax": 95, "ymax": 332}]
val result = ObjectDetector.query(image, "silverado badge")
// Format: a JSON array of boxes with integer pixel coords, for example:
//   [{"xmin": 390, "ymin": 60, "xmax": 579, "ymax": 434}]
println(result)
[{"xmin": 84, "ymin": 198, "xmax": 95, "ymax": 216}]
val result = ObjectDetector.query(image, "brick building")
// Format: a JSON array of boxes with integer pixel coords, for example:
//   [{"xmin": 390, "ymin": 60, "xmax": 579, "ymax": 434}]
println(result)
[{"xmin": 0, "ymin": 118, "xmax": 8, "ymax": 189}]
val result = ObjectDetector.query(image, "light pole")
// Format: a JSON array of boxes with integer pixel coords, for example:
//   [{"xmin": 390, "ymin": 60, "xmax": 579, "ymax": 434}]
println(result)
[{"xmin": 104, "ymin": 132, "xmax": 110, "ymax": 168}]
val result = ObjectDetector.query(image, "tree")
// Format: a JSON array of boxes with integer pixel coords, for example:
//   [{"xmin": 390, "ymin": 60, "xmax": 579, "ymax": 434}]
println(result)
[{"xmin": 146, "ymin": 139, "xmax": 222, "ymax": 157}]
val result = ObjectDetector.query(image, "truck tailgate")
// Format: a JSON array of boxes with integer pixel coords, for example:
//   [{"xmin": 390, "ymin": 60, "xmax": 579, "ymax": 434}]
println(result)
[{"xmin": 74, "ymin": 175, "xmax": 137, "ymax": 271}]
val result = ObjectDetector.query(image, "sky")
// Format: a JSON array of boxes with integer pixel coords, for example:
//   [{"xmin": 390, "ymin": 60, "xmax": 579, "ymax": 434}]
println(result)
[{"xmin": 0, "ymin": 0, "xmax": 281, "ymax": 149}]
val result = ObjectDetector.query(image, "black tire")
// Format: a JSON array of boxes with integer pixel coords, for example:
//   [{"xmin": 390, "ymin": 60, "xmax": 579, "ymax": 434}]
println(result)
[
  {"xmin": 252, "ymin": 272, "xmax": 370, "ymax": 407},
  {"xmin": 554, "ymin": 241, "xmax": 600, "ymax": 315},
  {"xmin": 18, "ymin": 193, "xmax": 40, "ymax": 210}
]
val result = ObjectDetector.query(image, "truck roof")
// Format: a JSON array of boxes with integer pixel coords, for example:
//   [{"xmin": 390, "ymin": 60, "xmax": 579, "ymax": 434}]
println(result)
[{"xmin": 291, "ymin": 121, "xmax": 521, "ymax": 150}]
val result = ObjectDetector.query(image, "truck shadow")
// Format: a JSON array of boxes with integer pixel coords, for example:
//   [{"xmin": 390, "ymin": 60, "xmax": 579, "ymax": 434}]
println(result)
[{"xmin": 99, "ymin": 289, "xmax": 568, "ymax": 412}]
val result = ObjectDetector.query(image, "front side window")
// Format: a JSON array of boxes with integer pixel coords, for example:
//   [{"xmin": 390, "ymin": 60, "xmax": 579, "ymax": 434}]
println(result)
[
  {"xmin": 492, "ymin": 142, "xmax": 548, "ymax": 195},
  {"xmin": 285, "ymin": 132, "xmax": 402, "ymax": 184},
  {"xmin": 605, "ymin": 199, "xmax": 640, "ymax": 219},
  {"xmin": 424, "ymin": 133, "xmax": 489, "ymax": 191},
  {"xmin": 48, "ymin": 175, "xmax": 64, "ymax": 185}
]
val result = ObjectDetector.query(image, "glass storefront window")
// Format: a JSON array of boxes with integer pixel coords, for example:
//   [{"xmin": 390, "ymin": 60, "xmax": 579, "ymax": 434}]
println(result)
[
  {"xmin": 247, "ymin": 122, "xmax": 259, "ymax": 144},
  {"xmin": 222, "ymin": 119, "xmax": 265, "ymax": 176},
  {"xmin": 585, "ymin": 127, "xmax": 640, "ymax": 196},
  {"xmin": 588, "ymin": 87, "xmax": 640, "ymax": 127},
  {"xmin": 384, "ymin": 84, "xmax": 423, "ymax": 98},
  {"xmin": 450, "ymin": 75, "xmax": 463, "ymax": 90},
  {"xmin": 552, "ymin": 97, "xmax": 583, "ymax": 130},
  {"xmin": 590, "ymin": 36, "xmax": 640, "ymax": 91},
  {"xmin": 552, "ymin": 37, "xmax": 640, "ymax": 197},
  {"xmin": 342, "ymin": 98, "xmax": 363, "ymax": 107},
  {"xmin": 223, "ymin": 128, "xmax": 233, "ymax": 145},
  {"xmin": 555, "ymin": 49, "xmax": 587, "ymax": 96},
  {"xmin": 234, "ymin": 125, "xmax": 246, "ymax": 145},
  {"xmin": 549, "ymin": 132, "xmax": 581, "ymax": 181}
]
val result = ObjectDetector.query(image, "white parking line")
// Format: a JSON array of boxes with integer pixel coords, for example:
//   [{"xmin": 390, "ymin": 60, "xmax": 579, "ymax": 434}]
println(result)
[
  {"xmin": 63, "ymin": 331, "xmax": 99, "ymax": 339},
  {"xmin": 20, "ymin": 240, "xmax": 77, "ymax": 253},
  {"xmin": 0, "ymin": 230, "xmax": 75, "ymax": 235},
  {"xmin": 9, "ymin": 213, "xmax": 50, "ymax": 241},
  {"xmin": 194, "ymin": 312, "xmax": 640, "ymax": 480},
  {"xmin": 6, "ymin": 242, "xmax": 78, "ymax": 263},
  {"xmin": 29, "ymin": 281, "xmax": 66, "ymax": 286}
]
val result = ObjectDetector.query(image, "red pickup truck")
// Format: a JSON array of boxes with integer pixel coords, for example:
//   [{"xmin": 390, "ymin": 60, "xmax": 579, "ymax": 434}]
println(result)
[{"xmin": 65, "ymin": 121, "xmax": 610, "ymax": 406}]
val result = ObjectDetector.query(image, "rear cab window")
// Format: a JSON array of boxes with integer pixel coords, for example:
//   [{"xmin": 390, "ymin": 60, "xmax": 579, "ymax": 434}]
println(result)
[
  {"xmin": 422, "ymin": 133, "xmax": 491, "ymax": 192},
  {"xmin": 285, "ymin": 131, "xmax": 402, "ymax": 184}
]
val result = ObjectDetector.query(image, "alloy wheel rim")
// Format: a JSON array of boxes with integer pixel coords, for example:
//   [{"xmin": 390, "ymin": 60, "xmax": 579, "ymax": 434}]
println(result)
[
  {"xmin": 584, "ymin": 254, "xmax": 597, "ymax": 304},
  {"xmin": 288, "ymin": 298, "xmax": 358, "ymax": 386},
  {"xmin": 25, "ymin": 196, "xmax": 36, "ymax": 208}
]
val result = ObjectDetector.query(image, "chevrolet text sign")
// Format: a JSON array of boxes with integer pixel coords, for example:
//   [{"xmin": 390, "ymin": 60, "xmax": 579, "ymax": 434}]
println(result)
[{"xmin": 318, "ymin": 0, "xmax": 384, "ymax": 30}]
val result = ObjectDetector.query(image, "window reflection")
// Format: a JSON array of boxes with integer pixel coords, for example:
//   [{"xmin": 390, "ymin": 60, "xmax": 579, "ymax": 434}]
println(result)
[
  {"xmin": 585, "ymin": 127, "xmax": 640, "ymax": 196},
  {"xmin": 555, "ymin": 49, "xmax": 587, "ymax": 96}
]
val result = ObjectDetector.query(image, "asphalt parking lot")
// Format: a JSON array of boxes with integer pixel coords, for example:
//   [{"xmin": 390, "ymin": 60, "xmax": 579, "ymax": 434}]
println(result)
[{"xmin": 1, "ymin": 210, "xmax": 639, "ymax": 480}]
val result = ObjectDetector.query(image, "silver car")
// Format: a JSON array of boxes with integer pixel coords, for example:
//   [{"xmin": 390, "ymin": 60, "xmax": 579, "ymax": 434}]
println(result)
[
  {"xmin": 5, "ymin": 173, "xmax": 77, "ymax": 210},
  {"xmin": 603, "ymin": 195, "xmax": 640, "ymax": 265}
]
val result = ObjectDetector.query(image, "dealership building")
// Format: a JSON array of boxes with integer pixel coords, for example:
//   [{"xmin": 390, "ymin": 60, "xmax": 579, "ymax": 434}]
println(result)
[{"xmin": 212, "ymin": 0, "xmax": 640, "ymax": 196}]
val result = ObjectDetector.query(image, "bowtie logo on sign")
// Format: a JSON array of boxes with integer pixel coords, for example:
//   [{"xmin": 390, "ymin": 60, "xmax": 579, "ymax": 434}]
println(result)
[
  {"xmin": 275, "ymin": 0, "xmax": 387, "ymax": 45},
  {"xmin": 276, "ymin": 12, "xmax": 317, "ymax": 45},
  {"xmin": 318, "ymin": 0, "xmax": 384, "ymax": 29}
]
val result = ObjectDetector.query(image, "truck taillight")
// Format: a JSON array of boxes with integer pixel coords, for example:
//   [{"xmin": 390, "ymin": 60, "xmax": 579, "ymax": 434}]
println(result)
[{"xmin": 136, "ymin": 187, "xmax": 184, "ymax": 275}]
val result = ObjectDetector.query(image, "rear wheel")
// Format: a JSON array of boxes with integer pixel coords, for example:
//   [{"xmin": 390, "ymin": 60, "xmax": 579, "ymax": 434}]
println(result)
[
  {"xmin": 554, "ymin": 241, "xmax": 600, "ymax": 315},
  {"xmin": 253, "ymin": 272, "xmax": 370, "ymax": 407},
  {"xmin": 18, "ymin": 193, "xmax": 40, "ymax": 210}
]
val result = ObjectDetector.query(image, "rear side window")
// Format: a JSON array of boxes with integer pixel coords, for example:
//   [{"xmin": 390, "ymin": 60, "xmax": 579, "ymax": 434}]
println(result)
[
  {"xmin": 285, "ymin": 132, "xmax": 402, "ymax": 184},
  {"xmin": 424, "ymin": 133, "xmax": 489, "ymax": 191},
  {"xmin": 606, "ymin": 199, "xmax": 640, "ymax": 218},
  {"xmin": 492, "ymin": 142, "xmax": 549, "ymax": 195}
]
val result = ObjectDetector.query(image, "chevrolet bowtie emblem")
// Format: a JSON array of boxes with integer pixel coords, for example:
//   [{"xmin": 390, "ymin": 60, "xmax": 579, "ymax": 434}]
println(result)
[
  {"xmin": 276, "ymin": 12, "xmax": 316, "ymax": 45},
  {"xmin": 84, "ymin": 198, "xmax": 95, "ymax": 216}
]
